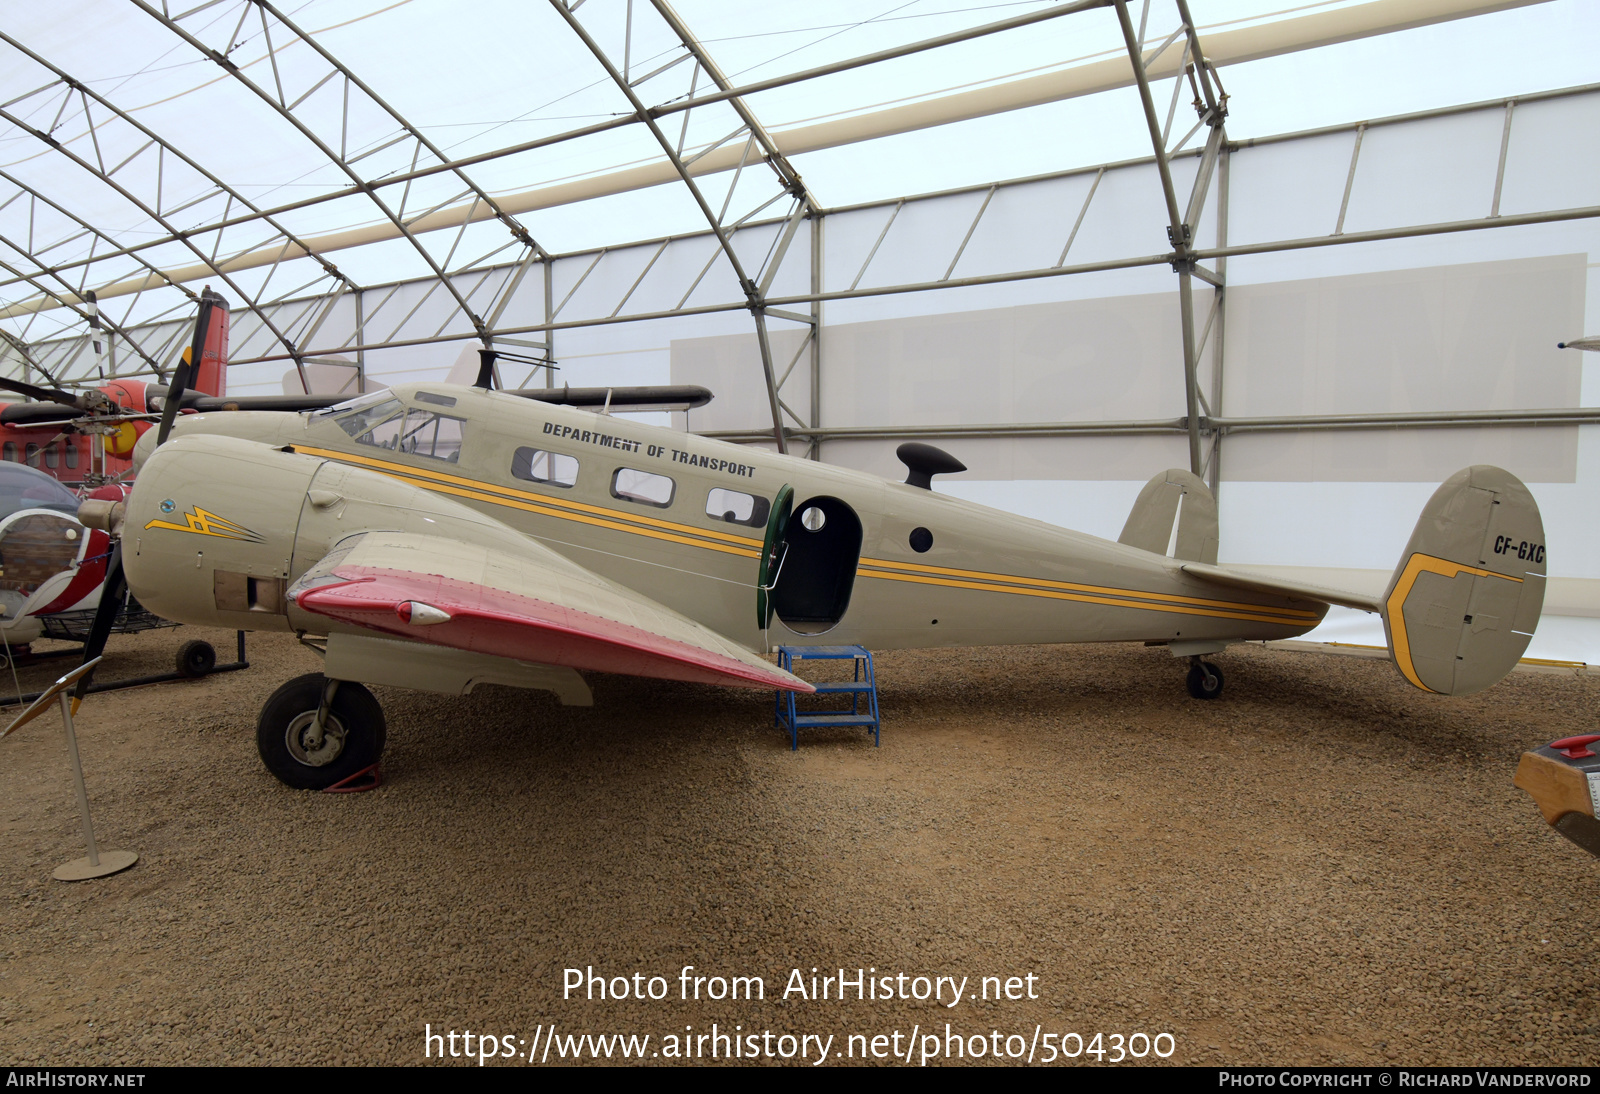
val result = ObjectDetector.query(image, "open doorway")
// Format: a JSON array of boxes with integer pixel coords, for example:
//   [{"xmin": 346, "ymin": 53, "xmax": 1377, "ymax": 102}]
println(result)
[{"xmin": 772, "ymin": 495, "xmax": 862, "ymax": 634}]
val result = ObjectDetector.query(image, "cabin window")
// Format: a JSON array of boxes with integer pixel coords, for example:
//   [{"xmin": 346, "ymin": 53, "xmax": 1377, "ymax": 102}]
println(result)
[
  {"xmin": 414, "ymin": 391, "xmax": 457, "ymax": 407},
  {"xmin": 611, "ymin": 467, "xmax": 674, "ymax": 508},
  {"xmin": 396, "ymin": 409, "xmax": 464, "ymax": 462},
  {"xmin": 63, "ymin": 443, "xmax": 78, "ymax": 469},
  {"xmin": 2, "ymin": 442, "xmax": 14, "ymax": 462},
  {"xmin": 705, "ymin": 487, "xmax": 770, "ymax": 528},
  {"xmin": 43, "ymin": 445, "xmax": 58, "ymax": 469},
  {"xmin": 24, "ymin": 443, "xmax": 38, "ymax": 466},
  {"xmin": 511, "ymin": 447, "xmax": 578, "ymax": 487}
]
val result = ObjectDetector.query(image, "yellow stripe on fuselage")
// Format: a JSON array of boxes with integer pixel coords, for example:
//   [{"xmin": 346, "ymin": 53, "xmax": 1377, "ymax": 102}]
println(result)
[
  {"xmin": 292, "ymin": 443, "xmax": 763, "ymax": 549},
  {"xmin": 858, "ymin": 556, "xmax": 1322, "ymax": 622},
  {"xmin": 292, "ymin": 443, "xmax": 1321, "ymax": 629},
  {"xmin": 860, "ymin": 566, "xmax": 1317, "ymax": 627},
  {"xmin": 290, "ymin": 443, "xmax": 762, "ymax": 558}
]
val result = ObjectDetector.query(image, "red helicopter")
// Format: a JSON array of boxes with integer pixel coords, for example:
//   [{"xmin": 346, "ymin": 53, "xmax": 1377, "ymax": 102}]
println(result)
[
  {"xmin": 0, "ymin": 290, "xmax": 336, "ymax": 657},
  {"xmin": 0, "ymin": 287, "xmax": 287, "ymax": 486}
]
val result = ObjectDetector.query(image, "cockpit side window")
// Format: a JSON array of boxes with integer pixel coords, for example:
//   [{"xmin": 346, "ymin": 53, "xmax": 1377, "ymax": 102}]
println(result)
[
  {"xmin": 0, "ymin": 460, "xmax": 80, "ymax": 516},
  {"xmin": 397, "ymin": 409, "xmax": 465, "ymax": 462},
  {"xmin": 337, "ymin": 399, "xmax": 463, "ymax": 462}
]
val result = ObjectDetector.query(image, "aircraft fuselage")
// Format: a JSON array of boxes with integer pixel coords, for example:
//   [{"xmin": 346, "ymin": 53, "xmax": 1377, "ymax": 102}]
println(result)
[{"xmin": 161, "ymin": 383, "xmax": 1325, "ymax": 653}]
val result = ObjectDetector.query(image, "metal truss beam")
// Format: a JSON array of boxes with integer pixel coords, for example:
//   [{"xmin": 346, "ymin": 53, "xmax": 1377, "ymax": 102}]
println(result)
[
  {"xmin": 552, "ymin": 0, "xmax": 797, "ymax": 452},
  {"xmin": 4, "ymin": 39, "xmax": 1588, "ymax": 327},
  {"xmin": 0, "ymin": 96, "xmax": 303, "ymax": 376},
  {"xmin": 648, "ymin": 0, "xmax": 815, "ymax": 210},
  {"xmin": 1115, "ymin": 0, "xmax": 1227, "ymax": 478},
  {"xmin": 0, "ymin": 33, "xmax": 352, "ymax": 378},
  {"xmin": 129, "ymin": 0, "xmax": 547, "ymax": 341},
  {"xmin": 0, "ymin": 246, "xmax": 164, "ymax": 378},
  {"xmin": 0, "ymin": 0, "xmax": 1112, "ymax": 319},
  {"xmin": 54, "ymin": 197, "xmax": 1588, "ymax": 376},
  {"xmin": 701, "ymin": 407, "xmax": 1600, "ymax": 444}
]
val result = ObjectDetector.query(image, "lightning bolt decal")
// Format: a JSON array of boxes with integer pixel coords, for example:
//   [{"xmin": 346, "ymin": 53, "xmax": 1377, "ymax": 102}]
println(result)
[{"xmin": 144, "ymin": 506, "xmax": 264, "ymax": 543}]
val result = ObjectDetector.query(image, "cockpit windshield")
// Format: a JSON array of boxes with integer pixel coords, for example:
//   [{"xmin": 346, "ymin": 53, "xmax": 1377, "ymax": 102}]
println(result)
[
  {"xmin": 307, "ymin": 388, "xmax": 394, "ymax": 422},
  {"xmin": 333, "ymin": 397, "xmax": 405, "ymax": 441},
  {"xmin": 0, "ymin": 461, "xmax": 81, "ymax": 518}
]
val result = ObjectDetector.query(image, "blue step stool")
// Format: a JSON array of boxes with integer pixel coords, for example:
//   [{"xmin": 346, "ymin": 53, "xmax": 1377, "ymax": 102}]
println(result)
[{"xmin": 774, "ymin": 644, "xmax": 880, "ymax": 751}]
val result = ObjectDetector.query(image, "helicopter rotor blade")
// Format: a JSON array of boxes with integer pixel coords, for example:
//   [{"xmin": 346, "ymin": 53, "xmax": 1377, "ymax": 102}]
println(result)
[{"xmin": 0, "ymin": 374, "xmax": 89, "ymax": 409}]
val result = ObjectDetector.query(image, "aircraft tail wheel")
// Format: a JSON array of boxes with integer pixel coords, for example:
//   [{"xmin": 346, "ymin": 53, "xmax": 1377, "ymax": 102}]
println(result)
[
  {"xmin": 175, "ymin": 639, "xmax": 216, "ymax": 678},
  {"xmin": 256, "ymin": 673, "xmax": 386, "ymax": 790},
  {"xmin": 1185, "ymin": 660, "xmax": 1225, "ymax": 700}
]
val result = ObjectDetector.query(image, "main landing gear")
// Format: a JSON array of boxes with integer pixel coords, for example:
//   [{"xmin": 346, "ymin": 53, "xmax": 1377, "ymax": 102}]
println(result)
[
  {"xmin": 1185, "ymin": 657, "xmax": 1225, "ymax": 700},
  {"xmin": 256, "ymin": 673, "xmax": 386, "ymax": 790}
]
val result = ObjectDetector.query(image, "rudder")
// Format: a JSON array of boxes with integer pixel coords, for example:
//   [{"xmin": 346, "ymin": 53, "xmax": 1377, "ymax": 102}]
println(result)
[{"xmin": 1382, "ymin": 465, "xmax": 1546, "ymax": 696}]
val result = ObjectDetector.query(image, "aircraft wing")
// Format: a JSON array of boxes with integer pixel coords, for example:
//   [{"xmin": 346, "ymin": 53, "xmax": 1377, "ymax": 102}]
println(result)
[
  {"xmin": 288, "ymin": 530, "xmax": 812, "ymax": 693},
  {"xmin": 1178, "ymin": 561, "xmax": 1383, "ymax": 613}
]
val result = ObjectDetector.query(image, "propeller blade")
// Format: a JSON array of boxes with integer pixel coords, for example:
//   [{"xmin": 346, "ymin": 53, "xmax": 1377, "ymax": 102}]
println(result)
[
  {"xmin": 156, "ymin": 289, "xmax": 221, "ymax": 446},
  {"xmin": 73, "ymin": 540, "xmax": 124, "ymax": 700}
]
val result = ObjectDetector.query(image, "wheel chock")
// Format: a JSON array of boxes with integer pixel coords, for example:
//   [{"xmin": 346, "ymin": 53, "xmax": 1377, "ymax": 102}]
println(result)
[{"xmin": 323, "ymin": 762, "xmax": 381, "ymax": 794}]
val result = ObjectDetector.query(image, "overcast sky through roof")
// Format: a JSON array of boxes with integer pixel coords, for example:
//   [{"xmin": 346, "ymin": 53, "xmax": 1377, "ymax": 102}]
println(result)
[{"xmin": 0, "ymin": 0, "xmax": 1595, "ymax": 347}]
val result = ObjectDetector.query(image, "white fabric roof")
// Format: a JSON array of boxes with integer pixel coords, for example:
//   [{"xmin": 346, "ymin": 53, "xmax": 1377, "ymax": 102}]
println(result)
[{"xmin": 0, "ymin": 0, "xmax": 1592, "ymax": 360}]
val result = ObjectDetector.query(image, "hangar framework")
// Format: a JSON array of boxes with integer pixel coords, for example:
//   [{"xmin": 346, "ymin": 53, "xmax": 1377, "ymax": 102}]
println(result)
[{"xmin": 0, "ymin": 0, "xmax": 1594, "ymax": 518}]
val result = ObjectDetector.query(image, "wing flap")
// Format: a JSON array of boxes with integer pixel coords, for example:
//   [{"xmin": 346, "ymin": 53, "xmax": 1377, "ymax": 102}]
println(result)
[
  {"xmin": 1179, "ymin": 561, "xmax": 1382, "ymax": 614},
  {"xmin": 290, "ymin": 531, "xmax": 811, "ymax": 693}
]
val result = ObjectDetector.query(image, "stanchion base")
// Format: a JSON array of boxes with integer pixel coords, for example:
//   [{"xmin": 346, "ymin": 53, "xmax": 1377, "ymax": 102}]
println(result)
[{"xmin": 53, "ymin": 850, "xmax": 138, "ymax": 881}]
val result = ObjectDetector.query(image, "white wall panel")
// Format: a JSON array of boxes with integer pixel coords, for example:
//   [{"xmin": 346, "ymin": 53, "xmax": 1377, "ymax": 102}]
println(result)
[
  {"xmin": 1342, "ymin": 110, "xmax": 1506, "ymax": 232},
  {"xmin": 1498, "ymin": 94, "xmax": 1600, "ymax": 216}
]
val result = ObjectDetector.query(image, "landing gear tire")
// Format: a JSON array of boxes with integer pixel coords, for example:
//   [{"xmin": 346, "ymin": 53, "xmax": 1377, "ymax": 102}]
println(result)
[
  {"xmin": 256, "ymin": 673, "xmax": 386, "ymax": 790},
  {"xmin": 1186, "ymin": 661, "xmax": 1225, "ymax": 700},
  {"xmin": 175, "ymin": 639, "xmax": 216, "ymax": 678}
]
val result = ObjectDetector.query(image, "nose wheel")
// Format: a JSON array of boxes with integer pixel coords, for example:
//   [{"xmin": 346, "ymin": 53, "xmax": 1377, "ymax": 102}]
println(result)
[
  {"xmin": 1185, "ymin": 658, "xmax": 1224, "ymax": 700},
  {"xmin": 256, "ymin": 673, "xmax": 386, "ymax": 789}
]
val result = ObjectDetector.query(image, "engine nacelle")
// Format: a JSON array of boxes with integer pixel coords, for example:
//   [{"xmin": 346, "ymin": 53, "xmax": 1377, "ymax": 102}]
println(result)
[
  {"xmin": 122, "ymin": 437, "xmax": 310, "ymax": 631},
  {"xmin": 121, "ymin": 434, "xmax": 535, "ymax": 634}
]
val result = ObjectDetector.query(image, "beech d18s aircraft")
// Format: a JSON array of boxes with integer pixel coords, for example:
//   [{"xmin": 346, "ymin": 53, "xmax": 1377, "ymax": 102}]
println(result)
[{"xmin": 73, "ymin": 334, "xmax": 1548, "ymax": 789}]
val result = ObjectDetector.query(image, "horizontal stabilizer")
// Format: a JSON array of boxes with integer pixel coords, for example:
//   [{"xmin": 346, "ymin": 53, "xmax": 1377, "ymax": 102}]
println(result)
[{"xmin": 1179, "ymin": 562, "xmax": 1381, "ymax": 614}]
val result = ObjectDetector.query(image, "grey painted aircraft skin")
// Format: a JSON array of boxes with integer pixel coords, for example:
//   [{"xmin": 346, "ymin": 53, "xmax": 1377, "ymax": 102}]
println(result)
[{"xmin": 154, "ymin": 382, "xmax": 1328, "ymax": 655}]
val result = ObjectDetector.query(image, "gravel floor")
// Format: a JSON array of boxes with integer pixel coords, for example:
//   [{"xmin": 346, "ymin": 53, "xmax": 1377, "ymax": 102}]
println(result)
[{"xmin": 0, "ymin": 626, "xmax": 1596, "ymax": 1067}]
